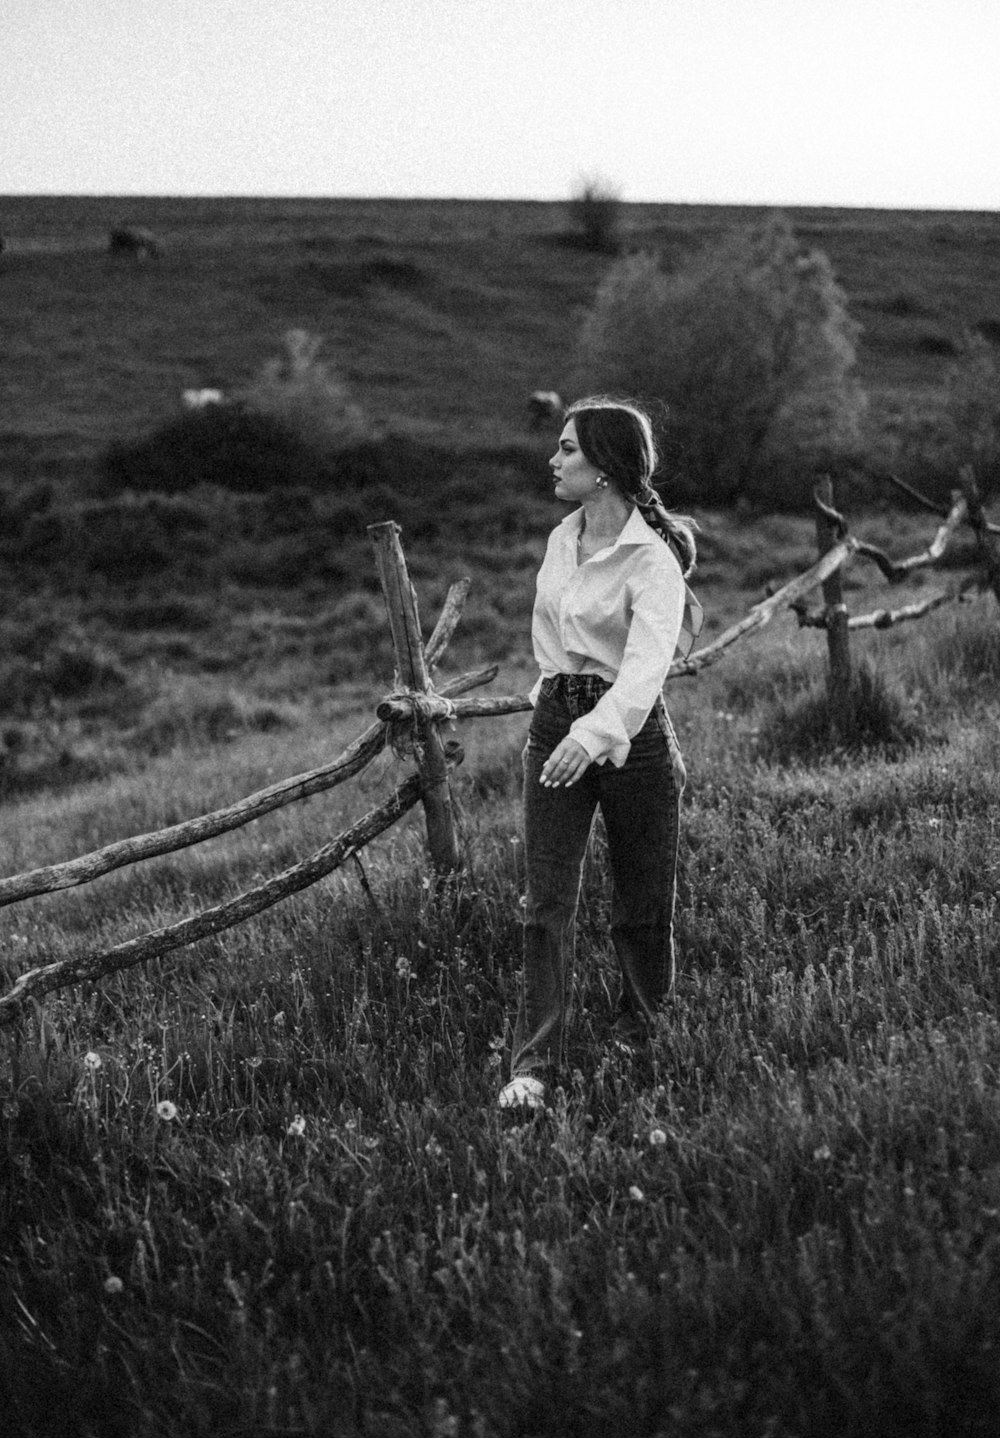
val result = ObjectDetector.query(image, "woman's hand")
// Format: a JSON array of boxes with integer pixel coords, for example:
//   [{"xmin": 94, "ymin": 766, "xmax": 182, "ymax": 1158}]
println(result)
[{"xmin": 540, "ymin": 737, "xmax": 591, "ymax": 787}]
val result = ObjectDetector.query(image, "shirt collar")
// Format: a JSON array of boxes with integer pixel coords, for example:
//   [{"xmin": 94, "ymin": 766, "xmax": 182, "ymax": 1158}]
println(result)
[{"xmin": 560, "ymin": 505, "xmax": 658, "ymax": 549}]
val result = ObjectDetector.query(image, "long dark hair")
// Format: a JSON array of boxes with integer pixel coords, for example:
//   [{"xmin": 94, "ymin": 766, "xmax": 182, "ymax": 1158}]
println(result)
[{"xmin": 565, "ymin": 395, "xmax": 697, "ymax": 577}]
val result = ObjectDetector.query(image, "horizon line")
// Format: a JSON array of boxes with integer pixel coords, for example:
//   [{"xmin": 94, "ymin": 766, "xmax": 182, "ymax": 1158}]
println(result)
[{"xmin": 1, "ymin": 191, "xmax": 998, "ymax": 218}]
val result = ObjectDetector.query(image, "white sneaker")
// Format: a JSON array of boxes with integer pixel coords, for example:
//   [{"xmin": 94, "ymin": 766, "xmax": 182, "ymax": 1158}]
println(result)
[{"xmin": 498, "ymin": 1075, "xmax": 547, "ymax": 1111}]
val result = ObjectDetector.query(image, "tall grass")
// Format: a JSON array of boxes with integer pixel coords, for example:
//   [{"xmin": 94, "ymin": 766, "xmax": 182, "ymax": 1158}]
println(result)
[{"xmin": 4, "ymin": 599, "xmax": 1000, "ymax": 1435}]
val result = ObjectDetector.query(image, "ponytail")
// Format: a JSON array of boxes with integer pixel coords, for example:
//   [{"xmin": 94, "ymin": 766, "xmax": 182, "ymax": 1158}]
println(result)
[
  {"xmin": 633, "ymin": 485, "xmax": 698, "ymax": 578},
  {"xmin": 566, "ymin": 394, "xmax": 698, "ymax": 577}
]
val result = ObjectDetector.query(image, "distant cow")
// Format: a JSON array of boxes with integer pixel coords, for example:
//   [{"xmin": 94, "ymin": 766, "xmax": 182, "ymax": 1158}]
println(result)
[
  {"xmin": 182, "ymin": 388, "xmax": 225, "ymax": 410},
  {"xmin": 108, "ymin": 225, "xmax": 160, "ymax": 259},
  {"xmin": 527, "ymin": 390, "xmax": 563, "ymax": 429}
]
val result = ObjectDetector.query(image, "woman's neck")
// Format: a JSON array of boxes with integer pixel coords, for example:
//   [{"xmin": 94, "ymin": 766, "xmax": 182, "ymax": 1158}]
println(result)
[{"xmin": 579, "ymin": 490, "xmax": 631, "ymax": 541}]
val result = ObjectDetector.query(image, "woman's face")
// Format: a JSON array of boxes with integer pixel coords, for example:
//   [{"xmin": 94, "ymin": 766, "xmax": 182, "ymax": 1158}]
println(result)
[{"xmin": 550, "ymin": 419, "xmax": 603, "ymax": 503}]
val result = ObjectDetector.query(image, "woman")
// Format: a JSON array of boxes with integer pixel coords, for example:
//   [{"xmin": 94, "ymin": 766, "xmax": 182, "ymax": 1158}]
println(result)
[{"xmin": 499, "ymin": 396, "xmax": 701, "ymax": 1111}]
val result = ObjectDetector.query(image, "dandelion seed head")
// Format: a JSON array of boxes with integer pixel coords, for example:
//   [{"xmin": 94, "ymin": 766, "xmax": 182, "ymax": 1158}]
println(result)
[
  {"xmin": 649, "ymin": 1128, "xmax": 667, "ymax": 1147},
  {"xmin": 103, "ymin": 1275, "xmax": 124, "ymax": 1295},
  {"xmin": 156, "ymin": 1100, "xmax": 178, "ymax": 1121},
  {"xmin": 628, "ymin": 1185, "xmax": 645, "ymax": 1201},
  {"xmin": 83, "ymin": 1051, "xmax": 102, "ymax": 1070}
]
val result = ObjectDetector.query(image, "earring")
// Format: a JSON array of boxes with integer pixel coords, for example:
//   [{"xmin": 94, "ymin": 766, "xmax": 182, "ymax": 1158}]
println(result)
[{"xmin": 595, "ymin": 476, "xmax": 608, "ymax": 489}]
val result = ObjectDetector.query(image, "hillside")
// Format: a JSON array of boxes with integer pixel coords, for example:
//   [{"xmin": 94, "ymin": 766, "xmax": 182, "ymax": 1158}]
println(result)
[
  {"xmin": 2, "ymin": 196, "xmax": 999, "ymax": 487},
  {"xmin": 0, "ymin": 196, "xmax": 996, "ymax": 798}
]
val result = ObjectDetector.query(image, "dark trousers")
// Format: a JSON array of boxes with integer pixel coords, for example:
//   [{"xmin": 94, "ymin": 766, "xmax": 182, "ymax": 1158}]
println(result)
[{"xmin": 510, "ymin": 676, "xmax": 684, "ymax": 1078}]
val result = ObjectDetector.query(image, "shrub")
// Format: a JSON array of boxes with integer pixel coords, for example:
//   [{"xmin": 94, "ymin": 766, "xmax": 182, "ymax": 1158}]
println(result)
[
  {"xmin": 756, "ymin": 659, "xmax": 925, "ymax": 761},
  {"xmin": 240, "ymin": 328, "xmax": 370, "ymax": 452},
  {"xmin": 0, "ymin": 636, "xmax": 130, "ymax": 717},
  {"xmin": 567, "ymin": 174, "xmax": 623, "ymax": 253},
  {"xmin": 574, "ymin": 215, "xmax": 867, "ymax": 507},
  {"xmin": 104, "ymin": 404, "xmax": 331, "ymax": 494},
  {"xmin": 942, "ymin": 332, "xmax": 1000, "ymax": 492},
  {"xmin": 889, "ymin": 332, "xmax": 1000, "ymax": 500}
]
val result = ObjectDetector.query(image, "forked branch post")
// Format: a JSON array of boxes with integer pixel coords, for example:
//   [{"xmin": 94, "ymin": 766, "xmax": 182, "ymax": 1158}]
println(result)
[
  {"xmin": 368, "ymin": 521, "xmax": 462, "ymax": 874},
  {"xmin": 815, "ymin": 476, "xmax": 852, "ymax": 736}
]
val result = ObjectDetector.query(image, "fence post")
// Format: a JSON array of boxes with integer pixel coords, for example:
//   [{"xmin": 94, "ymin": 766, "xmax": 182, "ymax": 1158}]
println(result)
[
  {"xmin": 368, "ymin": 522, "xmax": 462, "ymax": 875},
  {"xmin": 814, "ymin": 475, "xmax": 852, "ymax": 737},
  {"xmin": 958, "ymin": 465, "xmax": 1000, "ymax": 609}
]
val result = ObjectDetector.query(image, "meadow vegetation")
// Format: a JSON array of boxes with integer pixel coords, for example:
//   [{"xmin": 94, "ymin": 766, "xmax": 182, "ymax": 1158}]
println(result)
[{"xmin": 2, "ymin": 196, "xmax": 1000, "ymax": 1434}]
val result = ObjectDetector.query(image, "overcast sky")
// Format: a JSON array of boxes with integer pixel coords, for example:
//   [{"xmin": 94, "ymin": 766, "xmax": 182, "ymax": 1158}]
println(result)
[{"xmin": 5, "ymin": 0, "xmax": 997, "ymax": 209}]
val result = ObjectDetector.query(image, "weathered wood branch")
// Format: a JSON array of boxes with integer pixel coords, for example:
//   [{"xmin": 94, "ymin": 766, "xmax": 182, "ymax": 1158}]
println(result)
[
  {"xmin": 425, "ymin": 578, "xmax": 471, "ymax": 669},
  {"xmin": 0, "ymin": 723, "xmax": 386, "ymax": 909},
  {"xmin": 883, "ymin": 471, "xmax": 950, "ymax": 516},
  {"xmin": 0, "ymin": 666, "xmax": 486, "ymax": 912},
  {"xmin": 433, "ymin": 694, "xmax": 533, "ymax": 719},
  {"xmin": 812, "ymin": 486, "xmax": 848, "ymax": 539},
  {"xmin": 851, "ymin": 494, "xmax": 968, "ymax": 581},
  {"xmin": 792, "ymin": 587, "xmax": 964, "ymax": 630},
  {"xmin": 850, "ymin": 591, "xmax": 962, "ymax": 629},
  {"xmin": 0, "ymin": 776, "xmax": 423, "ymax": 1031},
  {"xmin": 377, "ymin": 688, "xmax": 530, "ymax": 724},
  {"xmin": 667, "ymin": 536, "xmax": 858, "ymax": 678},
  {"xmin": 433, "ymin": 664, "xmax": 498, "ymax": 697},
  {"xmin": 885, "ymin": 470, "xmax": 1000, "ymax": 533}
]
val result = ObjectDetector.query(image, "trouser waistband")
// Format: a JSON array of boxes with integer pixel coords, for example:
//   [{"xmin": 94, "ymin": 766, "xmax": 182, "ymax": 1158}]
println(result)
[{"xmin": 539, "ymin": 673, "xmax": 612, "ymax": 719}]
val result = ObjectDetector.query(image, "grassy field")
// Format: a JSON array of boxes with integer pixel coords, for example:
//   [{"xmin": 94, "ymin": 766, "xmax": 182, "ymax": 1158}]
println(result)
[{"xmin": 2, "ymin": 196, "xmax": 1000, "ymax": 1435}]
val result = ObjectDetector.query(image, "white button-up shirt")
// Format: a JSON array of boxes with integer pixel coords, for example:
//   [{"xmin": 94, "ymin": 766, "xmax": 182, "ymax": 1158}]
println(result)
[{"xmin": 529, "ymin": 505, "xmax": 686, "ymax": 767}]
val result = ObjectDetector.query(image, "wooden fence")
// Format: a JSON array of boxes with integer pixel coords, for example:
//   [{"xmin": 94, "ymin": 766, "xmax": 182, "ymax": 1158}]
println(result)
[{"xmin": 0, "ymin": 481, "xmax": 994, "ymax": 1031}]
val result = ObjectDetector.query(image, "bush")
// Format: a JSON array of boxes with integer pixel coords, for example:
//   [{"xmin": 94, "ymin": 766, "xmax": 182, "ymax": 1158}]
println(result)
[
  {"xmin": 104, "ymin": 404, "xmax": 332, "ymax": 495},
  {"xmin": 757, "ymin": 660, "xmax": 925, "ymax": 761},
  {"xmin": 889, "ymin": 332, "xmax": 1000, "ymax": 500},
  {"xmin": 101, "ymin": 330, "xmax": 368, "ymax": 497},
  {"xmin": 942, "ymin": 332, "xmax": 1000, "ymax": 491},
  {"xmin": 240, "ymin": 328, "xmax": 370, "ymax": 452},
  {"xmin": 574, "ymin": 215, "xmax": 867, "ymax": 507},
  {"xmin": 567, "ymin": 175, "xmax": 623, "ymax": 253},
  {"xmin": 0, "ymin": 636, "xmax": 130, "ymax": 717}
]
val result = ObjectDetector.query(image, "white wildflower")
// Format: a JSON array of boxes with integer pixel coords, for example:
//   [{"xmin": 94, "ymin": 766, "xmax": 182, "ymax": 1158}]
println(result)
[
  {"xmin": 628, "ymin": 1185, "xmax": 645, "ymax": 1201},
  {"xmin": 286, "ymin": 1115, "xmax": 306, "ymax": 1137}
]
